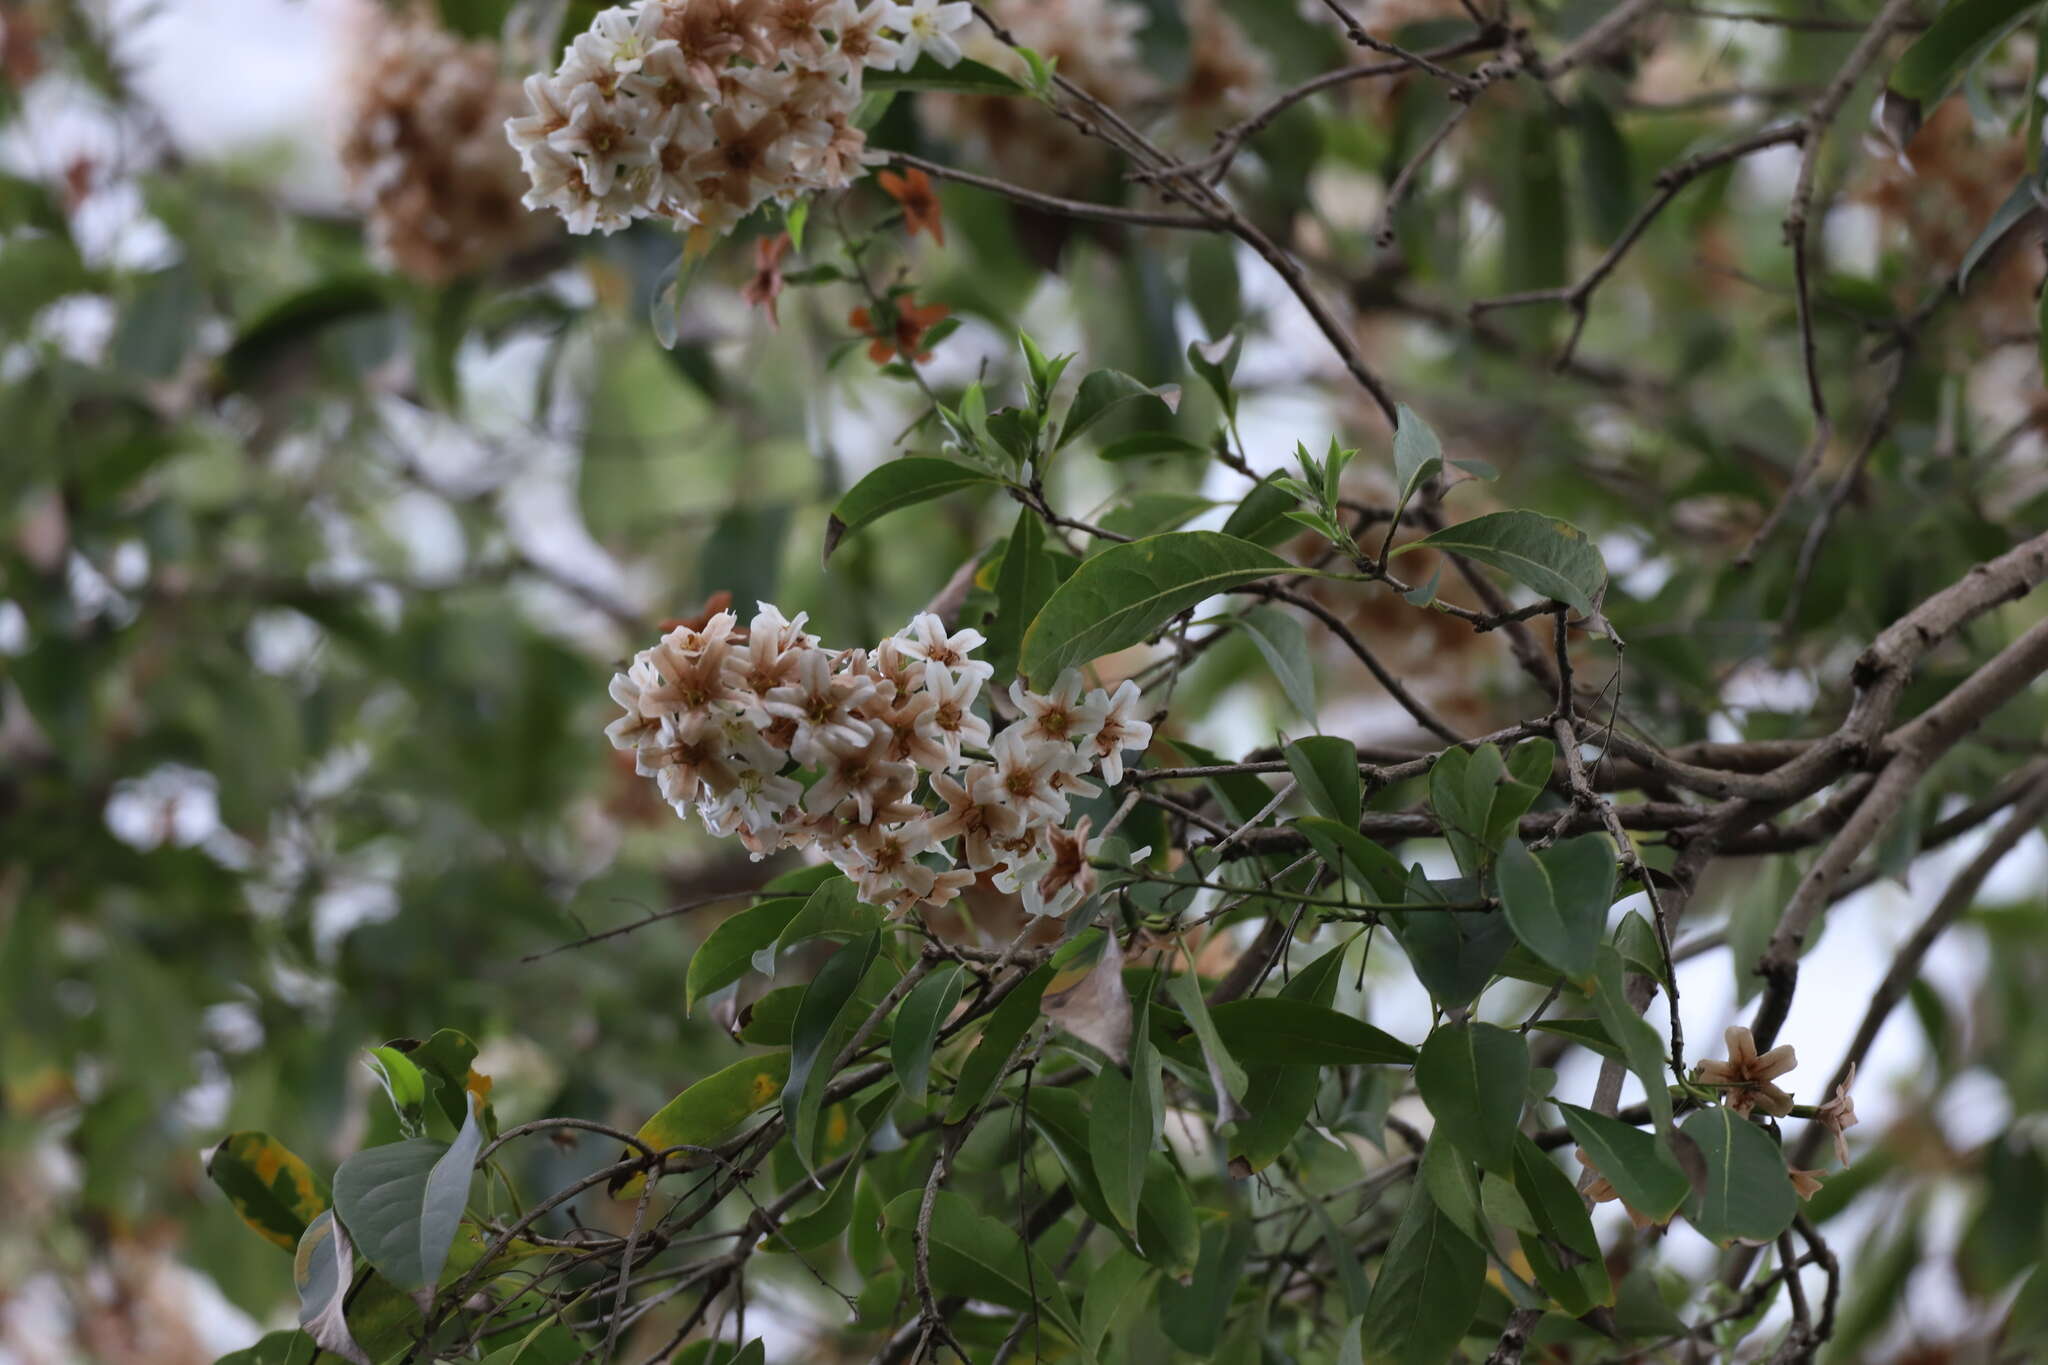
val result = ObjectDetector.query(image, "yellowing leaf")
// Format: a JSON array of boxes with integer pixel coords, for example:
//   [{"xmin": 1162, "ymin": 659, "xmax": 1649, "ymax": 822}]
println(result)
[
  {"xmin": 613, "ymin": 1052, "xmax": 793, "ymax": 1198},
  {"xmin": 207, "ymin": 1132, "xmax": 330, "ymax": 1252}
]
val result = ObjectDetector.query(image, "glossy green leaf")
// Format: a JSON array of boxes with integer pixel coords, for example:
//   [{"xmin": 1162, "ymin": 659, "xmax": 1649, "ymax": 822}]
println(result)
[
  {"xmin": 1228, "ymin": 939, "xmax": 1350, "ymax": 1172},
  {"xmin": 1890, "ymin": 0, "xmax": 2038, "ymax": 103},
  {"xmin": 1591, "ymin": 944, "xmax": 1674, "ymax": 1138},
  {"xmin": 784, "ymin": 931, "xmax": 883, "ymax": 1172},
  {"xmin": 685, "ymin": 896, "xmax": 804, "ymax": 1012},
  {"xmin": 1237, "ymin": 605, "xmax": 1318, "ymax": 721},
  {"xmin": 1495, "ymin": 832, "xmax": 1614, "ymax": 980},
  {"xmin": 1157, "ymin": 1216, "xmax": 1253, "ymax": 1356},
  {"xmin": 329, "ymin": 1091, "xmax": 481, "ymax": 1292},
  {"xmin": 879, "ymin": 1190, "xmax": 1082, "ymax": 1342},
  {"xmin": 761, "ymin": 1087, "xmax": 895, "ymax": 1253},
  {"xmin": 771, "ymin": 875, "xmax": 880, "ymax": 966},
  {"xmin": 865, "ymin": 54, "xmax": 1026, "ymax": 94},
  {"xmin": 1218, "ymin": 472, "xmax": 1299, "ymax": 546},
  {"xmin": 1415, "ymin": 1022, "xmax": 1529, "ymax": 1173},
  {"xmin": 1098, "ymin": 431, "xmax": 1210, "ymax": 462},
  {"xmin": 1091, "ymin": 989, "xmax": 1159, "ymax": 1233},
  {"xmin": 1392, "ymin": 403, "xmax": 1444, "ymax": 511},
  {"xmin": 1386, "ymin": 875, "xmax": 1516, "ymax": 1009},
  {"xmin": 1680, "ymin": 1106, "xmax": 1799, "ymax": 1246},
  {"xmin": 1020, "ymin": 531, "xmax": 1293, "ymax": 684},
  {"xmin": 1530, "ymin": 1017, "xmax": 1623, "ymax": 1060},
  {"xmin": 364, "ymin": 1046, "xmax": 429, "ymax": 1138},
  {"xmin": 1511, "ymin": 1134, "xmax": 1611, "ymax": 1313},
  {"xmin": 892, "ymin": 961, "xmax": 966, "ymax": 1103},
  {"xmin": 1166, "ymin": 967, "xmax": 1248, "ymax": 1123},
  {"xmin": 1286, "ymin": 736, "xmax": 1362, "ymax": 829},
  {"xmin": 1293, "ymin": 817, "xmax": 1409, "ymax": 902},
  {"xmin": 1058, "ymin": 368, "xmax": 1177, "ymax": 449},
  {"xmin": 1399, "ymin": 510, "xmax": 1607, "ymax": 615},
  {"xmin": 1081, "ymin": 1251, "xmax": 1154, "ymax": 1356},
  {"xmin": 1206, "ymin": 998, "xmax": 1416, "ymax": 1066},
  {"xmin": 386, "ymin": 1029, "xmax": 486, "ymax": 1131},
  {"xmin": 823, "ymin": 457, "xmax": 999, "ymax": 560},
  {"xmin": 945, "ymin": 963, "xmax": 1052, "ymax": 1122},
  {"xmin": 618, "ymin": 1052, "xmax": 794, "ymax": 1197},
  {"xmin": 1358, "ymin": 1183, "xmax": 1486, "ymax": 1365},
  {"xmin": 986, "ymin": 505, "xmax": 1057, "ymax": 683},
  {"xmin": 206, "ymin": 1132, "xmax": 329, "ymax": 1252},
  {"xmin": 1557, "ymin": 1102, "xmax": 1689, "ymax": 1223}
]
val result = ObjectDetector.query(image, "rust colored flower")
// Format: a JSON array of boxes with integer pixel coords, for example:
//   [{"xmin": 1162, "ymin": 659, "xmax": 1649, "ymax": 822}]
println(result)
[
  {"xmin": 1814, "ymin": 1062, "xmax": 1858, "ymax": 1167},
  {"xmin": 1696, "ymin": 1025, "xmax": 1798, "ymax": 1117},
  {"xmin": 741, "ymin": 233, "xmax": 791, "ymax": 327},
  {"xmin": 849, "ymin": 294, "xmax": 950, "ymax": 364},
  {"xmin": 878, "ymin": 166, "xmax": 945, "ymax": 245}
]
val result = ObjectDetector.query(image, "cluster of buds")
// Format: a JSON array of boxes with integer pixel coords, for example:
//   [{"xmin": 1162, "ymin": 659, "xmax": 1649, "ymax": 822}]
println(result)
[
  {"xmin": 605, "ymin": 605, "xmax": 1152, "ymax": 917},
  {"xmin": 506, "ymin": 0, "xmax": 969, "ymax": 237}
]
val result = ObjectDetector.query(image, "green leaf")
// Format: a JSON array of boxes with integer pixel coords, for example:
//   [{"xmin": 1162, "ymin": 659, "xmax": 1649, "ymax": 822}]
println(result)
[
  {"xmin": 1097, "ymin": 431, "xmax": 1210, "ymax": 462},
  {"xmin": 1097, "ymin": 492, "xmax": 1216, "ymax": 543},
  {"xmin": 1495, "ymin": 833, "xmax": 1615, "ymax": 981},
  {"xmin": 216, "ymin": 276, "xmax": 388, "ymax": 391},
  {"xmin": 619, "ymin": 1052, "xmax": 794, "ymax": 1197},
  {"xmin": 1392, "ymin": 403, "xmax": 1444, "ymax": 511},
  {"xmin": 206, "ymin": 1132, "xmax": 329, "ymax": 1252},
  {"xmin": 879, "ymin": 1190, "xmax": 1083, "ymax": 1342},
  {"xmin": 1429, "ymin": 746, "xmax": 1490, "ymax": 878},
  {"xmin": 987, "ymin": 506, "xmax": 1057, "ymax": 682},
  {"xmin": 1091, "ymin": 990, "xmax": 1160, "ymax": 1233},
  {"xmin": 762, "ymin": 1087, "xmax": 896, "ymax": 1253},
  {"xmin": 1510, "ymin": 1134, "xmax": 1611, "ymax": 1314},
  {"xmin": 1019, "ymin": 531, "xmax": 1293, "ymax": 684},
  {"xmin": 1679, "ymin": 1106, "xmax": 1799, "ymax": 1246},
  {"xmin": 1889, "ymin": 0, "xmax": 2038, "ymax": 103},
  {"xmin": 944, "ymin": 963, "xmax": 1053, "ymax": 1122},
  {"xmin": 893, "ymin": 962, "xmax": 967, "ymax": 1103},
  {"xmin": 865, "ymin": 54, "xmax": 1026, "ymax": 94},
  {"xmin": 1415, "ymin": 1022, "xmax": 1529, "ymax": 1173},
  {"xmin": 1237, "ymin": 605, "xmax": 1318, "ymax": 722},
  {"xmin": 1591, "ymin": 945, "xmax": 1674, "ymax": 1139},
  {"xmin": 1387, "ymin": 870, "xmax": 1516, "ymax": 1009},
  {"xmin": 1205, "ymin": 998, "xmax": 1416, "ymax": 1066},
  {"xmin": 1399, "ymin": 510, "xmax": 1607, "ymax": 616},
  {"xmin": 1358, "ymin": 1183, "xmax": 1487, "ymax": 1365},
  {"xmin": 1166, "ymin": 967, "xmax": 1248, "ymax": 1119},
  {"xmin": 329, "ymin": 1092, "xmax": 482, "ymax": 1293},
  {"xmin": 1285, "ymin": 736, "xmax": 1361, "ymax": 829},
  {"xmin": 386, "ymin": 1030, "xmax": 485, "ymax": 1132},
  {"xmin": 1081, "ymin": 1252, "xmax": 1153, "ymax": 1357},
  {"xmin": 1228, "ymin": 939, "xmax": 1350, "ymax": 1172},
  {"xmin": 1557, "ymin": 1102, "xmax": 1689, "ymax": 1224},
  {"xmin": 1614, "ymin": 908, "xmax": 1672, "ymax": 990},
  {"xmin": 772, "ymin": 875, "xmax": 881, "ymax": 965},
  {"xmin": 214, "ymin": 1331, "xmax": 320, "ymax": 1365},
  {"xmin": 1293, "ymin": 817, "xmax": 1409, "ymax": 901},
  {"xmin": 823, "ymin": 458, "xmax": 999, "ymax": 560},
  {"xmin": 292, "ymin": 1213, "xmax": 369, "ymax": 1365},
  {"xmin": 685, "ymin": 896, "xmax": 805, "ymax": 1012},
  {"xmin": 1219, "ymin": 473, "xmax": 1299, "ymax": 546},
  {"xmin": 364, "ymin": 1046, "xmax": 429, "ymax": 1138},
  {"xmin": 1530, "ymin": 1017, "xmax": 1623, "ymax": 1060},
  {"xmin": 1574, "ymin": 97, "xmax": 1635, "ymax": 245},
  {"xmin": 1186, "ymin": 334, "xmax": 1242, "ymax": 418},
  {"xmin": 1058, "ymin": 368, "xmax": 1178, "ymax": 449},
  {"xmin": 1157, "ymin": 1217, "xmax": 1253, "ymax": 1356},
  {"xmin": 784, "ymin": 931, "xmax": 884, "ymax": 1173}
]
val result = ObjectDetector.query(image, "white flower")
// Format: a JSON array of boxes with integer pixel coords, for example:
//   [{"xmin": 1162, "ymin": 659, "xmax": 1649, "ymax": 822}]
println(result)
[
  {"xmin": 604, "ymin": 671, "xmax": 662, "ymax": 771},
  {"xmin": 550, "ymin": 89, "xmax": 662, "ymax": 196},
  {"xmin": 880, "ymin": 0, "xmax": 973, "ymax": 69},
  {"xmin": 585, "ymin": 3, "xmax": 673, "ymax": 75},
  {"xmin": 1010, "ymin": 668, "xmax": 1107, "ymax": 749},
  {"xmin": 763, "ymin": 649, "xmax": 877, "ymax": 765},
  {"xmin": 922, "ymin": 662, "xmax": 990, "ymax": 769},
  {"xmin": 506, "ymin": 74, "xmax": 575, "ymax": 158},
  {"xmin": 826, "ymin": 1, "xmax": 904, "ymax": 73},
  {"xmin": 894, "ymin": 612, "xmax": 993, "ymax": 684},
  {"xmin": 995, "ymin": 817, "xmax": 1101, "ymax": 919},
  {"xmin": 988, "ymin": 725, "xmax": 1071, "ymax": 825},
  {"xmin": 1084, "ymin": 679, "xmax": 1152, "ymax": 784}
]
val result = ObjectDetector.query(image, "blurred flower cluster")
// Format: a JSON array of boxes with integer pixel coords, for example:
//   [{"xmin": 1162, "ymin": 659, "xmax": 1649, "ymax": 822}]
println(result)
[
  {"xmin": 505, "ymin": 0, "xmax": 966, "ymax": 237},
  {"xmin": 338, "ymin": 6, "xmax": 549, "ymax": 283},
  {"xmin": 606, "ymin": 605, "xmax": 1151, "ymax": 918}
]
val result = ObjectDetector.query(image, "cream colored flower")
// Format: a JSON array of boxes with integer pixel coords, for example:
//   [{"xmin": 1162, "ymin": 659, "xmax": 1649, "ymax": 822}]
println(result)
[
  {"xmin": 1696, "ymin": 1026, "xmax": 1797, "ymax": 1117},
  {"xmin": 1814, "ymin": 1063, "xmax": 1858, "ymax": 1167}
]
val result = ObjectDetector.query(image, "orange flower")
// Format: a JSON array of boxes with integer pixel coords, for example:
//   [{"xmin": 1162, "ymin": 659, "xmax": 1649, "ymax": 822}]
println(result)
[
  {"xmin": 849, "ymin": 295, "xmax": 951, "ymax": 364},
  {"xmin": 878, "ymin": 166, "xmax": 946, "ymax": 245},
  {"xmin": 741, "ymin": 233, "xmax": 792, "ymax": 327}
]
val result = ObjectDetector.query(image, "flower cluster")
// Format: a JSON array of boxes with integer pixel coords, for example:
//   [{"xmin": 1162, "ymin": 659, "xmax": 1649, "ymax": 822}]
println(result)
[
  {"xmin": 339, "ymin": 8, "xmax": 551, "ymax": 283},
  {"xmin": 506, "ymin": 0, "xmax": 969, "ymax": 238},
  {"xmin": 606, "ymin": 604, "xmax": 1152, "ymax": 917}
]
